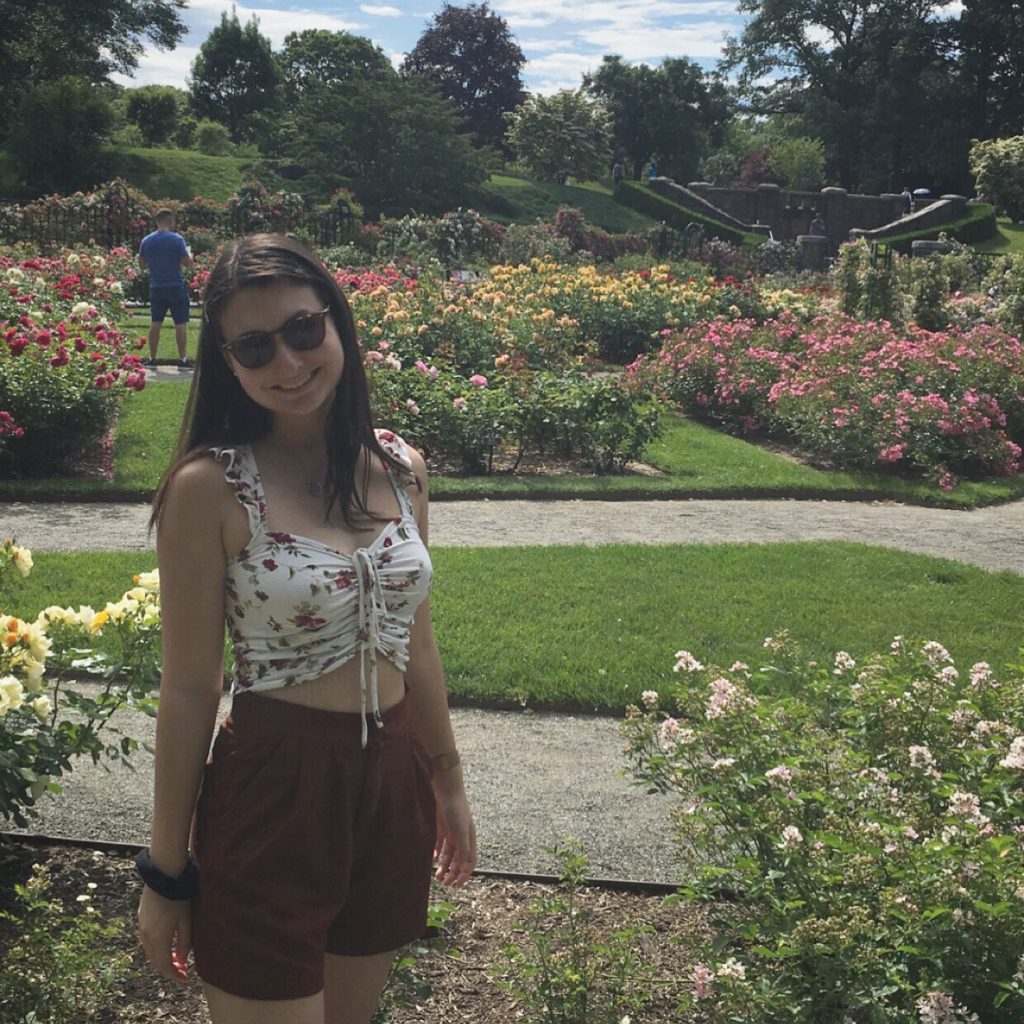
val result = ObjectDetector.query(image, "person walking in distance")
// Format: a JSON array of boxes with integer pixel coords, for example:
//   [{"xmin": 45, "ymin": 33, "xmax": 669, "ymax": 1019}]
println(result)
[
  {"xmin": 139, "ymin": 209, "xmax": 194, "ymax": 369},
  {"xmin": 136, "ymin": 233, "xmax": 477, "ymax": 1023}
]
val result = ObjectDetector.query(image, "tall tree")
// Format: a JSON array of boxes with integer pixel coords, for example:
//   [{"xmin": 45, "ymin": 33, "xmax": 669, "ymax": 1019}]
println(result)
[
  {"xmin": 8, "ymin": 77, "xmax": 114, "ymax": 194},
  {"xmin": 278, "ymin": 29, "xmax": 393, "ymax": 99},
  {"xmin": 505, "ymin": 90, "xmax": 612, "ymax": 183},
  {"xmin": 125, "ymin": 84, "xmax": 182, "ymax": 146},
  {"xmin": 0, "ymin": 0, "xmax": 185, "ymax": 119},
  {"xmin": 955, "ymin": 1, "xmax": 1024, "ymax": 142},
  {"xmin": 189, "ymin": 10, "xmax": 278, "ymax": 140},
  {"xmin": 720, "ymin": 1, "xmax": 961, "ymax": 193},
  {"xmin": 401, "ymin": 3, "xmax": 526, "ymax": 151},
  {"xmin": 293, "ymin": 74, "xmax": 486, "ymax": 216},
  {"xmin": 584, "ymin": 56, "xmax": 731, "ymax": 182}
]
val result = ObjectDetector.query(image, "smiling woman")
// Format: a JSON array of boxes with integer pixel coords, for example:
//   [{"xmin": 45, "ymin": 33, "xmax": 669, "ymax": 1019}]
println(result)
[{"xmin": 138, "ymin": 234, "xmax": 477, "ymax": 1024}]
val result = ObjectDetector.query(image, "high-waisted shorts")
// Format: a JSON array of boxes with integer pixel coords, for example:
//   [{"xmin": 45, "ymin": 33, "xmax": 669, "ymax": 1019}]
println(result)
[{"xmin": 191, "ymin": 692, "xmax": 437, "ymax": 1000}]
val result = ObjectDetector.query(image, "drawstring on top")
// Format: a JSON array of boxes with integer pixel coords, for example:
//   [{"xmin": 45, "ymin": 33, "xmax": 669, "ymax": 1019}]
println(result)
[{"xmin": 353, "ymin": 548, "xmax": 386, "ymax": 747}]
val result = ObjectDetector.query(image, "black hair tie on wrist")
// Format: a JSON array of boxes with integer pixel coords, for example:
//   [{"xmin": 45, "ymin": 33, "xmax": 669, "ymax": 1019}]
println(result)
[{"xmin": 135, "ymin": 849, "xmax": 199, "ymax": 901}]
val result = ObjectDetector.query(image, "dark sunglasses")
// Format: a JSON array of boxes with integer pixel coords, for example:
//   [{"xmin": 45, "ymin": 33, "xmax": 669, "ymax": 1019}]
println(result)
[{"xmin": 220, "ymin": 306, "xmax": 332, "ymax": 370}]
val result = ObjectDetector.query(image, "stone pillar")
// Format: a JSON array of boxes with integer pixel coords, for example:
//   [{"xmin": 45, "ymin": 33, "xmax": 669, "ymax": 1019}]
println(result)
[
  {"xmin": 797, "ymin": 234, "xmax": 829, "ymax": 271},
  {"xmin": 819, "ymin": 187, "xmax": 848, "ymax": 254},
  {"xmin": 939, "ymin": 195, "xmax": 967, "ymax": 218},
  {"xmin": 911, "ymin": 239, "xmax": 952, "ymax": 258}
]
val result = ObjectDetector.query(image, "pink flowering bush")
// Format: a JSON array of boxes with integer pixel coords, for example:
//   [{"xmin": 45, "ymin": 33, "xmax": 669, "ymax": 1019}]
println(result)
[
  {"xmin": 623, "ymin": 634, "xmax": 1024, "ymax": 1023},
  {"xmin": 629, "ymin": 313, "xmax": 1024, "ymax": 488},
  {"xmin": 1, "ymin": 265, "xmax": 145, "ymax": 476}
]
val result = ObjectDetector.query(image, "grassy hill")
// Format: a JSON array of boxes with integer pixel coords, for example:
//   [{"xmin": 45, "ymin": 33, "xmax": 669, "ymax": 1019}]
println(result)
[
  {"xmin": 473, "ymin": 174, "xmax": 659, "ymax": 233},
  {"xmin": 112, "ymin": 147, "xmax": 250, "ymax": 202},
  {"xmin": 975, "ymin": 216, "xmax": 1024, "ymax": 254}
]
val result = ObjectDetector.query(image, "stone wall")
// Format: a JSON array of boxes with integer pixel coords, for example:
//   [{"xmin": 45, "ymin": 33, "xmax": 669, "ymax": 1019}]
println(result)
[{"xmin": 682, "ymin": 182, "xmax": 942, "ymax": 253}]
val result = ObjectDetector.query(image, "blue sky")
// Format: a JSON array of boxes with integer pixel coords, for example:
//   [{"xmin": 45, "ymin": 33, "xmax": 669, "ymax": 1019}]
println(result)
[{"xmin": 113, "ymin": 0, "xmax": 749, "ymax": 95}]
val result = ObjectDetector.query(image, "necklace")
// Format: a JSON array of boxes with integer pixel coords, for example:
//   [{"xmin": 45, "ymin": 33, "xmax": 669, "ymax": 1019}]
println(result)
[{"xmin": 306, "ymin": 480, "xmax": 322, "ymax": 498}]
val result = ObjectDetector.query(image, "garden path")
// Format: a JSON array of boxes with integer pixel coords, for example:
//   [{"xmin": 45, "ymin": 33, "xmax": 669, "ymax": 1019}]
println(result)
[
  {"xmin": 3, "ymin": 495, "xmax": 1022, "ymax": 881},
  {"xmin": 1, "ymin": 494, "xmax": 1022, "ymax": 573}
]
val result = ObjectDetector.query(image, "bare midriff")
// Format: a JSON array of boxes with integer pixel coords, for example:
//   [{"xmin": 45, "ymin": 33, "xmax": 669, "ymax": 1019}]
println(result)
[{"xmin": 248, "ymin": 660, "xmax": 408, "ymax": 715}]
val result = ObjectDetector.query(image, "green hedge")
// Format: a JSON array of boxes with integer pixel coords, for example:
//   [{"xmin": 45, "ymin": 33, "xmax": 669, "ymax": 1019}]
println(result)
[
  {"xmin": 874, "ymin": 203, "xmax": 998, "ymax": 253},
  {"xmin": 614, "ymin": 181, "xmax": 759, "ymax": 246}
]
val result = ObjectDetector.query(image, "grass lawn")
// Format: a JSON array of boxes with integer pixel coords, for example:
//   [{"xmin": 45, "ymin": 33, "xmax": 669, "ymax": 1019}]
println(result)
[
  {"xmin": 117, "ymin": 310, "xmax": 202, "ymax": 362},
  {"xmin": 113, "ymin": 147, "xmax": 250, "ymax": 203},
  {"xmin": 2, "ymin": 389, "xmax": 1022, "ymax": 507},
  {"xmin": 974, "ymin": 216, "xmax": 1024, "ymax": 254},
  {"xmin": 8, "ymin": 544, "xmax": 1023, "ymax": 713},
  {"xmin": 479, "ymin": 174, "xmax": 657, "ymax": 233}
]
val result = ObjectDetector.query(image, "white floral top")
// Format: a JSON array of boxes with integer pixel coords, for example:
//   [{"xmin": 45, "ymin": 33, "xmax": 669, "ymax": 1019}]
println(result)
[{"xmin": 211, "ymin": 430, "xmax": 432, "ymax": 746}]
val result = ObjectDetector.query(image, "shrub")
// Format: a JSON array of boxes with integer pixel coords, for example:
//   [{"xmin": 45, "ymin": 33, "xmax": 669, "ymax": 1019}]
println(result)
[
  {"xmin": 969, "ymin": 136, "xmax": 1024, "ymax": 223},
  {"xmin": 195, "ymin": 119, "xmax": 235, "ymax": 156},
  {"xmin": 497, "ymin": 222, "xmax": 573, "ymax": 267},
  {"xmin": 0, "ymin": 863, "xmax": 131, "ymax": 1022},
  {"xmin": 623, "ymin": 635, "xmax": 1024, "ymax": 1023}
]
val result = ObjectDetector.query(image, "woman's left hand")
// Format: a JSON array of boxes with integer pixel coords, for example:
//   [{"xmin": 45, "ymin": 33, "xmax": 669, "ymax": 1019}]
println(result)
[{"xmin": 432, "ymin": 781, "xmax": 476, "ymax": 886}]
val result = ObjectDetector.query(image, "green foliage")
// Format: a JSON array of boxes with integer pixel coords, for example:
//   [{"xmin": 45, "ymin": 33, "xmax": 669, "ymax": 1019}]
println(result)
[
  {"xmin": 584, "ymin": 54, "xmax": 732, "ymax": 183},
  {"xmin": 401, "ymin": 2, "xmax": 526, "ymax": 151},
  {"xmin": 0, "ymin": 0, "xmax": 185, "ymax": 111},
  {"xmin": 113, "ymin": 147, "xmax": 247, "ymax": 202},
  {"xmin": 614, "ymin": 181, "xmax": 750, "ymax": 245},
  {"xmin": 767, "ymin": 135, "xmax": 826, "ymax": 191},
  {"xmin": 505, "ymin": 90, "xmax": 612, "ymax": 183},
  {"xmin": 189, "ymin": 8, "xmax": 278, "ymax": 139},
  {"xmin": 7, "ymin": 77, "xmax": 114, "ymax": 195},
  {"xmin": 993, "ymin": 253, "xmax": 1024, "ymax": 339},
  {"xmin": 833, "ymin": 239, "xmax": 904, "ymax": 322},
  {"xmin": 970, "ymin": 136, "xmax": 1024, "ymax": 223},
  {"xmin": 908, "ymin": 254, "xmax": 953, "ymax": 332},
  {"xmin": 124, "ymin": 84, "xmax": 181, "ymax": 146},
  {"xmin": 0, "ymin": 863, "xmax": 131, "ymax": 1023},
  {"xmin": 623, "ymin": 635, "xmax": 1024, "ymax": 1022},
  {"xmin": 499, "ymin": 840, "xmax": 655, "ymax": 1024},
  {"xmin": 278, "ymin": 28, "xmax": 393, "ymax": 97},
  {"xmin": 195, "ymin": 119, "xmax": 234, "ymax": 157}
]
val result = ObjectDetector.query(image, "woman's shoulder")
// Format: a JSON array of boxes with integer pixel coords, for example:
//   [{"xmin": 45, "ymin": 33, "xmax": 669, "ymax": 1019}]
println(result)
[{"xmin": 374, "ymin": 428, "xmax": 427, "ymax": 484}]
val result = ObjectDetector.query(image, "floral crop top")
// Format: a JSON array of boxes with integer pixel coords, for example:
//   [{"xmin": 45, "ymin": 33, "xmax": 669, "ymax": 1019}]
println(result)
[{"xmin": 211, "ymin": 430, "xmax": 432, "ymax": 746}]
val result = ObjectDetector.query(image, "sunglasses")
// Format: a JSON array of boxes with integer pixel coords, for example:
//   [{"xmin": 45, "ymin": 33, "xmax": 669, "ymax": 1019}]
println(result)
[{"xmin": 220, "ymin": 306, "xmax": 332, "ymax": 370}]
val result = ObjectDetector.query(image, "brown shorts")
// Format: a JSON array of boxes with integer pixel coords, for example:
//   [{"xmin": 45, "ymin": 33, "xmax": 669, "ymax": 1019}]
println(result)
[{"xmin": 191, "ymin": 691, "xmax": 436, "ymax": 1000}]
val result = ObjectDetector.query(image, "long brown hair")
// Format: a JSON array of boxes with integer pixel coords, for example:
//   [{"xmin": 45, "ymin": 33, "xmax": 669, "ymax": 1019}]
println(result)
[{"xmin": 150, "ymin": 233, "xmax": 409, "ymax": 529}]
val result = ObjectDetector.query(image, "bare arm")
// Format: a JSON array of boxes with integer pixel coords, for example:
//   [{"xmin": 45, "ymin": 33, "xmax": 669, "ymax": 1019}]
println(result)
[
  {"xmin": 138, "ymin": 253, "xmax": 148, "ymax": 271},
  {"xmin": 138, "ymin": 457, "xmax": 230, "ymax": 983},
  {"xmin": 404, "ymin": 448, "xmax": 477, "ymax": 885}
]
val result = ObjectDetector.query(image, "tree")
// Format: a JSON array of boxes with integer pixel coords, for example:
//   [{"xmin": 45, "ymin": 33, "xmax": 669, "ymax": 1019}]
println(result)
[
  {"xmin": 189, "ymin": 10, "xmax": 278, "ymax": 140},
  {"xmin": 278, "ymin": 29, "xmax": 393, "ymax": 98},
  {"xmin": 125, "ymin": 85, "xmax": 182, "ymax": 146},
  {"xmin": 292, "ymin": 74, "xmax": 487, "ymax": 216},
  {"xmin": 969, "ymin": 136, "xmax": 1024, "ymax": 222},
  {"xmin": 955, "ymin": 1, "xmax": 1024, "ymax": 142},
  {"xmin": 720, "ymin": 2, "xmax": 962, "ymax": 193},
  {"xmin": 0, "ymin": 0, "xmax": 185, "ymax": 114},
  {"xmin": 505, "ymin": 91, "xmax": 612, "ymax": 183},
  {"xmin": 584, "ymin": 55, "xmax": 731, "ymax": 183},
  {"xmin": 401, "ymin": 3, "xmax": 526, "ymax": 151},
  {"xmin": 7, "ymin": 77, "xmax": 114, "ymax": 194}
]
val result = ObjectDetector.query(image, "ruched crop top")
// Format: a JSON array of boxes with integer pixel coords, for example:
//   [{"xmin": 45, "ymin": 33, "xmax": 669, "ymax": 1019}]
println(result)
[{"xmin": 212, "ymin": 430, "xmax": 432, "ymax": 746}]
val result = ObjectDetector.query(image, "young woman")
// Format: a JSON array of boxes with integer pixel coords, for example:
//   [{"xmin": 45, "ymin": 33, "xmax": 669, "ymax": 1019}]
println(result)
[{"xmin": 137, "ymin": 234, "xmax": 476, "ymax": 1024}]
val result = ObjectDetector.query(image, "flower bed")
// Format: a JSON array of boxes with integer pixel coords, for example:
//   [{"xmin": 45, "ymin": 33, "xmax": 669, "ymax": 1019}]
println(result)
[
  {"xmin": 1, "ymin": 254, "xmax": 146, "ymax": 477},
  {"xmin": 623, "ymin": 634, "xmax": 1024, "ymax": 1023},
  {"xmin": 628, "ymin": 313, "xmax": 1024, "ymax": 489}
]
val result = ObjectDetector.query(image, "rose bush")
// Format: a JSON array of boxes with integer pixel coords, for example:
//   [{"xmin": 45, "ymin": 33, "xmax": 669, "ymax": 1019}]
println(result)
[
  {"xmin": 1, "ymin": 256, "xmax": 146, "ymax": 476},
  {"xmin": 628, "ymin": 313, "xmax": 1024, "ymax": 489},
  {"xmin": 0, "ymin": 541, "xmax": 160, "ymax": 826},
  {"xmin": 623, "ymin": 634, "xmax": 1024, "ymax": 1023}
]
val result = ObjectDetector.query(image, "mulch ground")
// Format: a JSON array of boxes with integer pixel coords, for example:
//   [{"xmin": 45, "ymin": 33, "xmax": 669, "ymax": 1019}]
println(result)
[{"xmin": 0, "ymin": 840, "xmax": 708, "ymax": 1023}]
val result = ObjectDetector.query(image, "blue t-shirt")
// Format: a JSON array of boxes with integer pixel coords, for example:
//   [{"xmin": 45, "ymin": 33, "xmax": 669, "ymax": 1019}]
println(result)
[{"xmin": 139, "ymin": 230, "xmax": 189, "ymax": 288}]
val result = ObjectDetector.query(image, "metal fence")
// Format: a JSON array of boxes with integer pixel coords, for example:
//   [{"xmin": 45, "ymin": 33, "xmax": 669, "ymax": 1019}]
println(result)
[{"xmin": 0, "ymin": 192, "xmax": 358, "ymax": 250}]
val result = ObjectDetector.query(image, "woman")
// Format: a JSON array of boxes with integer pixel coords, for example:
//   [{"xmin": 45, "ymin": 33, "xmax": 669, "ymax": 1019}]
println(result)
[{"xmin": 137, "ymin": 234, "xmax": 476, "ymax": 1024}]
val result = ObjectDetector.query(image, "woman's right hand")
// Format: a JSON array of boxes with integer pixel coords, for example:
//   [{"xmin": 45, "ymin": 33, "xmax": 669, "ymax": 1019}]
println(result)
[{"xmin": 138, "ymin": 886, "xmax": 192, "ymax": 985}]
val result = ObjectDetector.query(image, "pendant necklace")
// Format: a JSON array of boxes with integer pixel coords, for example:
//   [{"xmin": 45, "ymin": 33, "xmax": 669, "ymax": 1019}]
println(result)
[{"xmin": 306, "ymin": 480, "xmax": 323, "ymax": 498}]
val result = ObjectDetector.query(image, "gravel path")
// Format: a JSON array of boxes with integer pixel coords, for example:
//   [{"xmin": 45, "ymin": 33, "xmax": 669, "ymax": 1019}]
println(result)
[
  {"xmin": 2, "ymin": 496, "xmax": 1023, "ymax": 573},
  {"xmin": 3, "ymin": 495, "xmax": 1022, "ymax": 881}
]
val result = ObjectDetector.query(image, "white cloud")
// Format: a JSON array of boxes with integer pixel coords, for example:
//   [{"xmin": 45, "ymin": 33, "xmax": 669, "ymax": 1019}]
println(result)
[
  {"xmin": 360, "ymin": 4, "xmax": 404, "ymax": 15},
  {"xmin": 523, "ymin": 51, "xmax": 603, "ymax": 93},
  {"xmin": 578, "ymin": 20, "xmax": 730, "ymax": 59},
  {"xmin": 111, "ymin": 45, "xmax": 201, "ymax": 88},
  {"xmin": 521, "ymin": 37, "xmax": 579, "ymax": 53}
]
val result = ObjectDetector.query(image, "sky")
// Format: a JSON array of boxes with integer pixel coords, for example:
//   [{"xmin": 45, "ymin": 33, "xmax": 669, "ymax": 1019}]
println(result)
[{"xmin": 112, "ymin": 0, "xmax": 749, "ymax": 95}]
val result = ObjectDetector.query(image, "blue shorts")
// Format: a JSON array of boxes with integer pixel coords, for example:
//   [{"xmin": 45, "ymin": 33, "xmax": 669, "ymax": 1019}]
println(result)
[{"xmin": 150, "ymin": 284, "xmax": 190, "ymax": 325}]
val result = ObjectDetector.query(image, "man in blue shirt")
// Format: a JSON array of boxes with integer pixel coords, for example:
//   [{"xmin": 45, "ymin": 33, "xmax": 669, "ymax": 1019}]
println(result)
[{"xmin": 138, "ymin": 209, "xmax": 194, "ymax": 369}]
